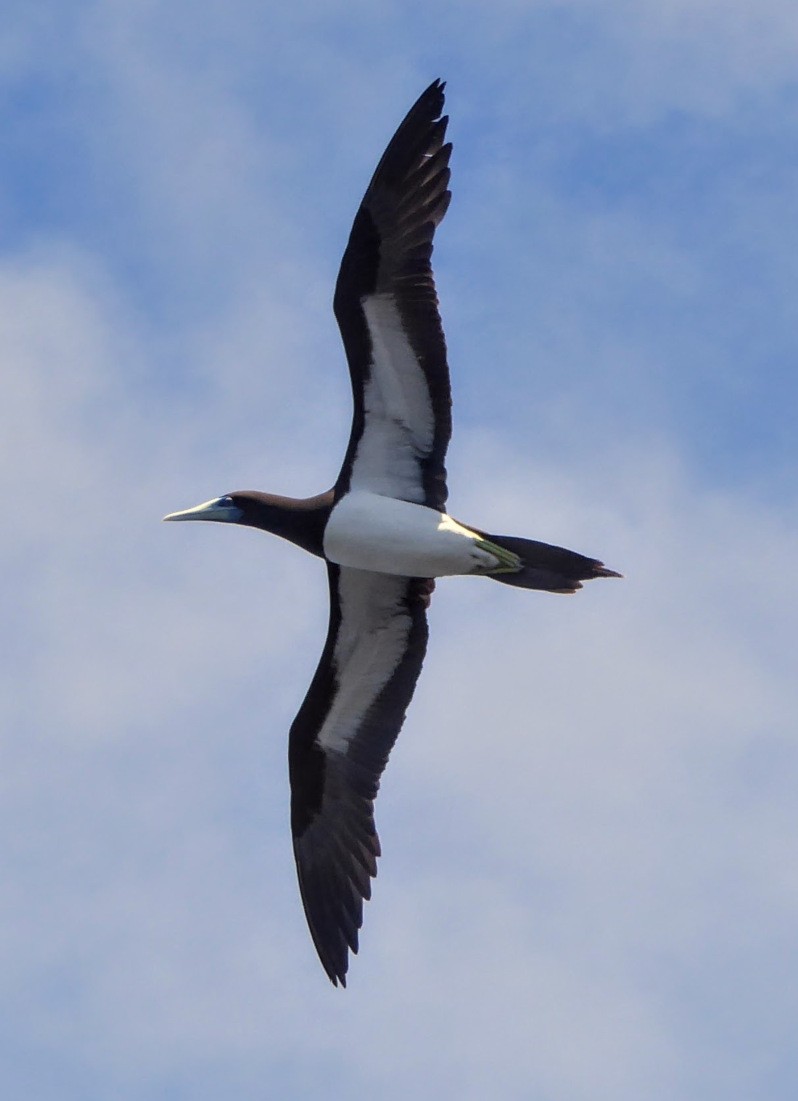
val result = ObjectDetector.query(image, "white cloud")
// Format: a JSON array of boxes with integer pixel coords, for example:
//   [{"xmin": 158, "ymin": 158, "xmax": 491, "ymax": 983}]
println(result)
[
  {"xmin": 3, "ymin": 233, "xmax": 797, "ymax": 1098},
  {"xmin": 3, "ymin": 3, "xmax": 798, "ymax": 1098}
]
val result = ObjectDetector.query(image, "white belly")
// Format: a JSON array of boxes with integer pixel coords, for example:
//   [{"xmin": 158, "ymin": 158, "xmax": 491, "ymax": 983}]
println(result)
[{"xmin": 323, "ymin": 492, "xmax": 499, "ymax": 577}]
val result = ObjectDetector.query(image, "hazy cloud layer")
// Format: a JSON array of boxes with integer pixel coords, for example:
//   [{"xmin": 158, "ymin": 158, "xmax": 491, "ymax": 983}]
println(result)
[{"xmin": 3, "ymin": 3, "xmax": 797, "ymax": 1099}]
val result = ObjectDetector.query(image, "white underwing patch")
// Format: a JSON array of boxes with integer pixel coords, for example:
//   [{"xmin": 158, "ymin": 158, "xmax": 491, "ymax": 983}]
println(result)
[
  {"xmin": 316, "ymin": 569, "xmax": 412, "ymax": 753},
  {"xmin": 350, "ymin": 294, "xmax": 434, "ymax": 501}
]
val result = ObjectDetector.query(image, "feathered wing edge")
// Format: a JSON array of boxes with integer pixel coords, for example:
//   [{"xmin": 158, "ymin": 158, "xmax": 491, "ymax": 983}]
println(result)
[
  {"xmin": 333, "ymin": 80, "xmax": 453, "ymax": 511},
  {"xmin": 289, "ymin": 566, "xmax": 433, "ymax": 985}
]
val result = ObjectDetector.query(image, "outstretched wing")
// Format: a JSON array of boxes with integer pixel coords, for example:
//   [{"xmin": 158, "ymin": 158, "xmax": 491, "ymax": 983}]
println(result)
[
  {"xmin": 333, "ymin": 79, "xmax": 453, "ymax": 512},
  {"xmin": 289, "ymin": 565, "xmax": 433, "ymax": 986}
]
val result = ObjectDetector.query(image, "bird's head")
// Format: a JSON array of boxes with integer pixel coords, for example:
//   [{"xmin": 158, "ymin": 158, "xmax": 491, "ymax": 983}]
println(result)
[
  {"xmin": 163, "ymin": 488, "xmax": 287, "ymax": 526},
  {"xmin": 163, "ymin": 491, "xmax": 300, "ymax": 532}
]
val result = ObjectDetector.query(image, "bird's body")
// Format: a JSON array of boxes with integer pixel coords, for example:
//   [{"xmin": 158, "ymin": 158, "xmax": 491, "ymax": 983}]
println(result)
[
  {"xmin": 324, "ymin": 492, "xmax": 506, "ymax": 577},
  {"xmin": 165, "ymin": 80, "xmax": 619, "ymax": 986}
]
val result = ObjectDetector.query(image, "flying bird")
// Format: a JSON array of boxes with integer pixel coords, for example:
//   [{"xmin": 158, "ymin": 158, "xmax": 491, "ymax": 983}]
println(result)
[{"xmin": 164, "ymin": 80, "xmax": 620, "ymax": 986}]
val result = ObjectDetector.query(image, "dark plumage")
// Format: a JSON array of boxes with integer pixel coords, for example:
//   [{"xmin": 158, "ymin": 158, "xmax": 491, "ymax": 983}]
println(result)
[{"xmin": 164, "ymin": 80, "xmax": 620, "ymax": 987}]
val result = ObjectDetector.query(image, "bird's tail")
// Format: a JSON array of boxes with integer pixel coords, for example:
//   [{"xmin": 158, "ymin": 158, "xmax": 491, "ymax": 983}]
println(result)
[{"xmin": 478, "ymin": 532, "xmax": 622, "ymax": 594}]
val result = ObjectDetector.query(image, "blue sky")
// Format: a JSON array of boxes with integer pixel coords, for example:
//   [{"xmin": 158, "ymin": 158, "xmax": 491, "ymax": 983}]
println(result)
[{"xmin": 3, "ymin": 2, "xmax": 798, "ymax": 1098}]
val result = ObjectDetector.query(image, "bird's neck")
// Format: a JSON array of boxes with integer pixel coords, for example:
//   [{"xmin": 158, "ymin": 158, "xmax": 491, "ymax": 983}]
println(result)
[{"xmin": 240, "ymin": 491, "xmax": 334, "ymax": 557}]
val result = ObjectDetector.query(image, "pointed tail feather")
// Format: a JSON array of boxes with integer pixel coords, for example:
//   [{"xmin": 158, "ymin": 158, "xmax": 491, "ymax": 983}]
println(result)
[{"xmin": 481, "ymin": 533, "xmax": 622, "ymax": 594}]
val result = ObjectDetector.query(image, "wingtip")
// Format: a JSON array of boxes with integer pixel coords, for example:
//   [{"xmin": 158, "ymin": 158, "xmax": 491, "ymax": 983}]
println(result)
[
  {"xmin": 323, "ymin": 957, "xmax": 349, "ymax": 989},
  {"xmin": 420, "ymin": 77, "xmax": 446, "ymax": 111}
]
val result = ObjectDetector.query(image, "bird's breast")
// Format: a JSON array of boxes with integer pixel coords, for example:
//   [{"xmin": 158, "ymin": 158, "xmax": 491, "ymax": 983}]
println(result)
[{"xmin": 323, "ymin": 492, "xmax": 498, "ymax": 577}]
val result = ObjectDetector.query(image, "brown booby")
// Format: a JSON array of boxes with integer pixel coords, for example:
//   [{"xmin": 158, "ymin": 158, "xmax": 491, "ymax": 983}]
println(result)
[{"xmin": 164, "ymin": 80, "xmax": 620, "ymax": 987}]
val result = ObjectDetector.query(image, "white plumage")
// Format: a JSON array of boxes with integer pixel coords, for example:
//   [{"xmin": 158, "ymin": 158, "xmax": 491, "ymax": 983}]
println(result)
[{"xmin": 323, "ymin": 491, "xmax": 499, "ymax": 577}]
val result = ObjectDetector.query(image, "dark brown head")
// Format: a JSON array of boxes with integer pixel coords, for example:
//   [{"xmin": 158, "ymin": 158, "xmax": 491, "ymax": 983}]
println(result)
[{"xmin": 163, "ymin": 490, "xmax": 333, "ymax": 557}]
